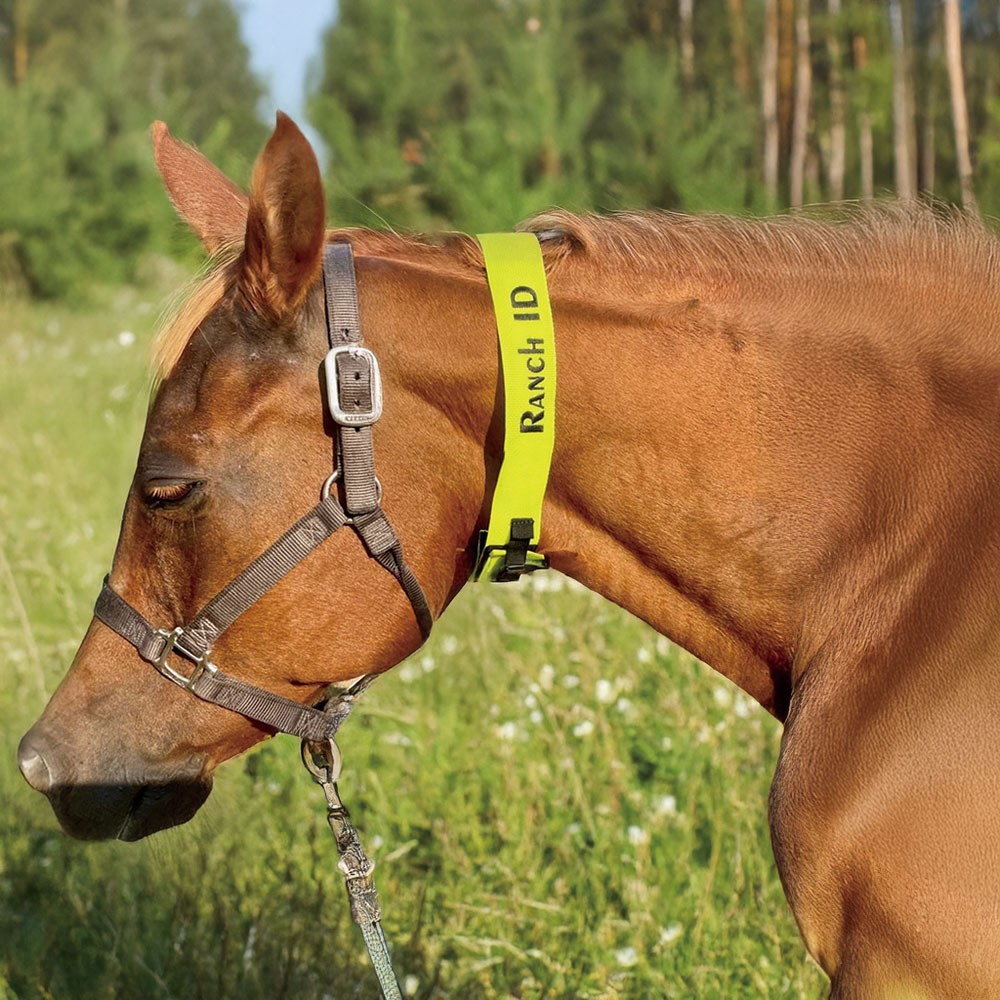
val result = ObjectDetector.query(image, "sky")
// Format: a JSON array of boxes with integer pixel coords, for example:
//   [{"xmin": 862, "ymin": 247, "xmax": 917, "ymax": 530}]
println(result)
[{"xmin": 238, "ymin": 0, "xmax": 336, "ymax": 155}]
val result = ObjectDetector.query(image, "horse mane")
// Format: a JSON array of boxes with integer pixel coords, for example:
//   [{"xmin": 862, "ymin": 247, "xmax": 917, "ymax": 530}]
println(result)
[
  {"xmin": 522, "ymin": 202, "xmax": 1000, "ymax": 286},
  {"xmin": 152, "ymin": 240, "xmax": 243, "ymax": 381},
  {"xmin": 151, "ymin": 228, "xmax": 477, "ymax": 381},
  {"xmin": 153, "ymin": 204, "xmax": 1000, "ymax": 380}
]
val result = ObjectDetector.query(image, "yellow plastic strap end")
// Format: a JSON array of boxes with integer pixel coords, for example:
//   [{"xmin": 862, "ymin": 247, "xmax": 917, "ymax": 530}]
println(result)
[{"xmin": 473, "ymin": 232, "xmax": 556, "ymax": 583}]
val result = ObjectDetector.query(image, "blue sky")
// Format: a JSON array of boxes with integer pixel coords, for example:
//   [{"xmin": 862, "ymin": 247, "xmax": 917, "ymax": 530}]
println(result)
[{"xmin": 238, "ymin": 0, "xmax": 336, "ymax": 152}]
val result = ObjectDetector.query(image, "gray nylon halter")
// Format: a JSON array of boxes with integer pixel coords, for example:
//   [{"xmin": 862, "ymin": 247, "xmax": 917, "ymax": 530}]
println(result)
[{"xmin": 93, "ymin": 242, "xmax": 433, "ymax": 742}]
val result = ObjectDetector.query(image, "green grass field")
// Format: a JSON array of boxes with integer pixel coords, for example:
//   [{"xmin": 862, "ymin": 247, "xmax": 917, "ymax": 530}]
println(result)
[{"xmin": 0, "ymin": 284, "xmax": 828, "ymax": 999}]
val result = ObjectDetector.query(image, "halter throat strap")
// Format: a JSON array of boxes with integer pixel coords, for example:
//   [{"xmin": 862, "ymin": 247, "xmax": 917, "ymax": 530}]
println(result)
[{"xmin": 93, "ymin": 242, "xmax": 432, "ymax": 743}]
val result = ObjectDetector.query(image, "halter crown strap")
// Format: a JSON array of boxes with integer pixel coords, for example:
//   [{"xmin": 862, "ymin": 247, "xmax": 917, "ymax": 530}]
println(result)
[{"xmin": 93, "ymin": 241, "xmax": 431, "ymax": 743}]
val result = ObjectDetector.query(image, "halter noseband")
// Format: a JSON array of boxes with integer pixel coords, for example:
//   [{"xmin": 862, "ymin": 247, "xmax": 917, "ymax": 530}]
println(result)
[{"xmin": 93, "ymin": 242, "xmax": 432, "ymax": 743}]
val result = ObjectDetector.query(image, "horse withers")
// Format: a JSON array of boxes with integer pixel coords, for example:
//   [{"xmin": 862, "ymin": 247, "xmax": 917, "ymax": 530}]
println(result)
[{"xmin": 18, "ymin": 114, "xmax": 1000, "ymax": 999}]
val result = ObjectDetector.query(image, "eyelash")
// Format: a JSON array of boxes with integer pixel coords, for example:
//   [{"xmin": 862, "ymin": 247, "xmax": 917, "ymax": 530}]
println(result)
[{"xmin": 142, "ymin": 481, "xmax": 201, "ymax": 509}]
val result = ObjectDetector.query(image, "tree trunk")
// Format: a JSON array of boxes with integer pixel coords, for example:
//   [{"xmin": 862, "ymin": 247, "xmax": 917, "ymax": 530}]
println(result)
[
  {"xmin": 778, "ymin": 0, "xmax": 796, "ymax": 153},
  {"xmin": 826, "ymin": 0, "xmax": 846, "ymax": 201},
  {"xmin": 943, "ymin": 0, "xmax": 976, "ymax": 210},
  {"xmin": 727, "ymin": 0, "xmax": 752, "ymax": 97},
  {"xmin": 889, "ymin": 0, "xmax": 917, "ymax": 200},
  {"xmin": 763, "ymin": 0, "xmax": 780, "ymax": 205},
  {"xmin": 13, "ymin": 0, "xmax": 29, "ymax": 86},
  {"xmin": 853, "ymin": 32, "xmax": 875, "ymax": 201},
  {"xmin": 679, "ymin": 0, "xmax": 695, "ymax": 88},
  {"xmin": 789, "ymin": 0, "xmax": 812, "ymax": 208},
  {"xmin": 920, "ymin": 85, "xmax": 936, "ymax": 195}
]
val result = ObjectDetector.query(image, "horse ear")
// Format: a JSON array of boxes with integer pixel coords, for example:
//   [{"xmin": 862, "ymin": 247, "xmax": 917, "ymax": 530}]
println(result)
[
  {"xmin": 241, "ymin": 112, "xmax": 326, "ymax": 321},
  {"xmin": 151, "ymin": 121, "xmax": 249, "ymax": 253}
]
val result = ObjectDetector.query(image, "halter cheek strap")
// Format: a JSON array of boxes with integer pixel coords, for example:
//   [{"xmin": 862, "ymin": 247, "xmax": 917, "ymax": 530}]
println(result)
[{"xmin": 94, "ymin": 243, "xmax": 432, "ymax": 743}]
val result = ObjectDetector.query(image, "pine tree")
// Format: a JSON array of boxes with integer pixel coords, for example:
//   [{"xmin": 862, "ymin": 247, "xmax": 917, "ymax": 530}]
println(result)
[{"xmin": 0, "ymin": 0, "xmax": 266, "ymax": 297}]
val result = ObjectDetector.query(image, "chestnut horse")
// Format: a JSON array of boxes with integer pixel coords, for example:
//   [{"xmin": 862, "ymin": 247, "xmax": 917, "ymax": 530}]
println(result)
[{"xmin": 18, "ymin": 114, "xmax": 1000, "ymax": 999}]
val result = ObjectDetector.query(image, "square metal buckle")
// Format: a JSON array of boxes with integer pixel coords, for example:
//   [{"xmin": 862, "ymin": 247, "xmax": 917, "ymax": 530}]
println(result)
[
  {"xmin": 323, "ymin": 345, "xmax": 383, "ymax": 427},
  {"xmin": 152, "ymin": 627, "xmax": 217, "ymax": 691}
]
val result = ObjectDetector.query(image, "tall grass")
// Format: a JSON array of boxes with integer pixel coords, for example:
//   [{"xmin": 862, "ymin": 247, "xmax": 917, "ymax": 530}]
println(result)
[{"xmin": 0, "ymin": 287, "xmax": 827, "ymax": 999}]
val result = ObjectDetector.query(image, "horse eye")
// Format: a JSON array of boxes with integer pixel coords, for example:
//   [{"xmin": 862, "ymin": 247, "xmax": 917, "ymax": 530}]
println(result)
[{"xmin": 142, "ymin": 480, "xmax": 201, "ymax": 509}]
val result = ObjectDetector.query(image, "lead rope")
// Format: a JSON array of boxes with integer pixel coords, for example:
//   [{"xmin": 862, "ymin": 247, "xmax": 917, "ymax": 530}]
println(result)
[
  {"xmin": 302, "ymin": 734, "xmax": 403, "ymax": 1000},
  {"xmin": 306, "ymin": 243, "xmax": 407, "ymax": 998}
]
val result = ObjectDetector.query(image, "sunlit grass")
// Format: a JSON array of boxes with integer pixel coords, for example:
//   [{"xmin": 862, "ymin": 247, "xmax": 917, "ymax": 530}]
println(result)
[{"xmin": 0, "ymin": 290, "xmax": 827, "ymax": 999}]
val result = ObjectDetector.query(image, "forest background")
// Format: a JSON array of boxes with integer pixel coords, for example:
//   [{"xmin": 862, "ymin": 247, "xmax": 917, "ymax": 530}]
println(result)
[{"xmin": 2, "ymin": 0, "xmax": 999, "ymax": 300}]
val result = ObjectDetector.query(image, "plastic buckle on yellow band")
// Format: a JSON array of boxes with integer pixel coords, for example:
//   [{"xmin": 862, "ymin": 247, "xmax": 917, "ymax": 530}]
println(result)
[{"xmin": 473, "ymin": 520, "xmax": 549, "ymax": 583}]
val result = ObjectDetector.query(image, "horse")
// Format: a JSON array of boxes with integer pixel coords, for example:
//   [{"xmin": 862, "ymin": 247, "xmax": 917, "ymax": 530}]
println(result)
[{"xmin": 17, "ymin": 112, "xmax": 1000, "ymax": 999}]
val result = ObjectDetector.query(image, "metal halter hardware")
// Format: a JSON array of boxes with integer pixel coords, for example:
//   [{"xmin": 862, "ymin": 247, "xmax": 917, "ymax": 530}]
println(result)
[
  {"xmin": 93, "ymin": 242, "xmax": 433, "ymax": 744},
  {"xmin": 151, "ymin": 627, "xmax": 216, "ymax": 690}
]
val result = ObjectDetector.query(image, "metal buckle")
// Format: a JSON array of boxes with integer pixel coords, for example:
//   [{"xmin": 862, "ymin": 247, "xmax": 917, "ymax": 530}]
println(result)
[
  {"xmin": 323, "ymin": 346, "xmax": 383, "ymax": 427},
  {"xmin": 301, "ymin": 737, "xmax": 344, "ymax": 787},
  {"xmin": 152, "ymin": 627, "xmax": 217, "ymax": 691}
]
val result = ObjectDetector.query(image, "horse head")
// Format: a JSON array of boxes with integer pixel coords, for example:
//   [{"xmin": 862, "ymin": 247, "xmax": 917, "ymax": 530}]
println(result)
[{"xmin": 17, "ymin": 114, "xmax": 491, "ymax": 840}]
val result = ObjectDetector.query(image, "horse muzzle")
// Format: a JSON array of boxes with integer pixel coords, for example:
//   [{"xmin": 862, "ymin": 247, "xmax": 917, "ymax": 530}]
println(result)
[{"xmin": 17, "ymin": 727, "xmax": 212, "ymax": 841}]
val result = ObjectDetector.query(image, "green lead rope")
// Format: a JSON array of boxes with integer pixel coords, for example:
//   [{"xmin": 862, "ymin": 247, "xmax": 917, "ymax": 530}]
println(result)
[{"xmin": 473, "ymin": 232, "xmax": 557, "ymax": 583}]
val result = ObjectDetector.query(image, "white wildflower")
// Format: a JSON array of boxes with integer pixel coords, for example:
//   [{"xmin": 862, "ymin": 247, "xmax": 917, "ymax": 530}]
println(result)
[
  {"xmin": 713, "ymin": 686, "xmax": 732, "ymax": 708},
  {"xmin": 659, "ymin": 923, "xmax": 683, "ymax": 945},
  {"xmin": 539, "ymin": 663, "xmax": 555, "ymax": 689},
  {"xmin": 117, "ymin": 330, "xmax": 135, "ymax": 347},
  {"xmin": 441, "ymin": 635, "xmax": 459, "ymax": 655},
  {"xmin": 497, "ymin": 721, "xmax": 519, "ymax": 741},
  {"xmin": 529, "ymin": 710, "xmax": 543, "ymax": 724},
  {"xmin": 637, "ymin": 646, "xmax": 652, "ymax": 664},
  {"xmin": 655, "ymin": 794, "xmax": 678, "ymax": 817},
  {"xmin": 403, "ymin": 975, "xmax": 420, "ymax": 997},
  {"xmin": 562, "ymin": 674, "xmax": 581, "ymax": 689},
  {"xmin": 627, "ymin": 825, "xmax": 648, "ymax": 846},
  {"xmin": 572, "ymin": 719, "xmax": 594, "ymax": 738},
  {"xmin": 420, "ymin": 654, "xmax": 436, "ymax": 673},
  {"xmin": 596, "ymin": 679, "xmax": 615, "ymax": 704},
  {"xmin": 614, "ymin": 946, "xmax": 638, "ymax": 967}
]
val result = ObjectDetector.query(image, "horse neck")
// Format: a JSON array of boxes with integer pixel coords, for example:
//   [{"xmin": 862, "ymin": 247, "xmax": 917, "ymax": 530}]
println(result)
[
  {"xmin": 352, "ymin": 246, "xmax": 793, "ymax": 715},
  {"xmin": 534, "ymin": 257, "xmax": 808, "ymax": 716},
  {"xmin": 357, "ymin": 239, "xmax": 1000, "ymax": 719}
]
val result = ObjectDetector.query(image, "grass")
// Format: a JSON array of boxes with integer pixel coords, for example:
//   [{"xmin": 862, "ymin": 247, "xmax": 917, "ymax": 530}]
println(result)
[{"xmin": 0, "ymin": 285, "xmax": 828, "ymax": 999}]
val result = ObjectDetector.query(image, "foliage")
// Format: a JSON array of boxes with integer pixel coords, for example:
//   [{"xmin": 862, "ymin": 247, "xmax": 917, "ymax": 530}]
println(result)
[
  {"xmin": 0, "ymin": 0, "xmax": 266, "ymax": 298},
  {"xmin": 309, "ymin": 0, "xmax": 763, "ymax": 231},
  {"xmin": 309, "ymin": 0, "xmax": 1000, "ymax": 231},
  {"xmin": 0, "ymin": 292, "xmax": 828, "ymax": 998},
  {"xmin": 4, "ymin": 1, "xmax": 1000, "ymax": 299}
]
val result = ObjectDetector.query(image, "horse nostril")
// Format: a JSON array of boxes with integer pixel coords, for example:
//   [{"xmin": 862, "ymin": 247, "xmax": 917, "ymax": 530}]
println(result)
[{"xmin": 17, "ymin": 735, "xmax": 53, "ymax": 794}]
